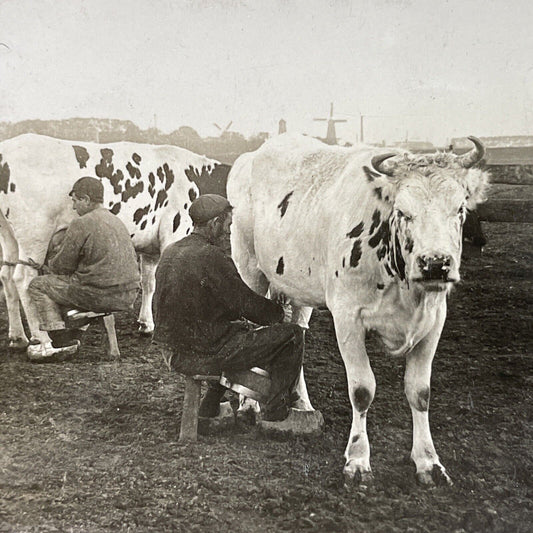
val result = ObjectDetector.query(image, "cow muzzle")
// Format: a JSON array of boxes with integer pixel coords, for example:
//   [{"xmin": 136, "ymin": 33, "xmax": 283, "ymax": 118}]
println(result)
[{"xmin": 415, "ymin": 254, "xmax": 457, "ymax": 284}]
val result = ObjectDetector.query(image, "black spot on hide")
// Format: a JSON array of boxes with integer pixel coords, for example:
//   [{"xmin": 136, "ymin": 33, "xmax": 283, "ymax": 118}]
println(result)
[
  {"xmin": 95, "ymin": 148, "xmax": 124, "ymax": 194},
  {"xmin": 132, "ymin": 153, "xmax": 142, "ymax": 165},
  {"xmin": 188, "ymin": 188, "xmax": 197, "ymax": 202},
  {"xmin": 276, "ymin": 257, "xmax": 284, "ymax": 275},
  {"xmin": 126, "ymin": 161, "xmax": 141, "ymax": 180},
  {"xmin": 154, "ymin": 189, "xmax": 168, "ymax": 210},
  {"xmin": 185, "ymin": 163, "xmax": 230, "ymax": 197},
  {"xmin": 349, "ymin": 240, "xmax": 362, "ymax": 268},
  {"xmin": 110, "ymin": 203, "xmax": 121, "ymax": 215},
  {"xmin": 368, "ymin": 220, "xmax": 390, "ymax": 249},
  {"xmin": 148, "ymin": 172, "xmax": 156, "ymax": 197},
  {"xmin": 161, "ymin": 163, "xmax": 175, "ymax": 191},
  {"xmin": 353, "ymin": 387, "xmax": 372, "ymax": 413},
  {"xmin": 278, "ymin": 191, "xmax": 294, "ymax": 217},
  {"xmin": 9, "ymin": 183, "xmax": 15, "ymax": 192},
  {"xmin": 121, "ymin": 179, "xmax": 144, "ymax": 203},
  {"xmin": 373, "ymin": 187, "xmax": 383, "ymax": 201},
  {"xmin": 133, "ymin": 205, "xmax": 150, "ymax": 225},
  {"xmin": 72, "ymin": 145, "xmax": 90, "ymax": 169},
  {"xmin": 0, "ymin": 155, "xmax": 10, "ymax": 194},
  {"xmin": 173, "ymin": 212, "xmax": 181, "ymax": 232},
  {"xmin": 346, "ymin": 222, "xmax": 364, "ymax": 239},
  {"xmin": 369, "ymin": 210, "xmax": 381, "ymax": 234},
  {"xmin": 415, "ymin": 387, "xmax": 430, "ymax": 412}
]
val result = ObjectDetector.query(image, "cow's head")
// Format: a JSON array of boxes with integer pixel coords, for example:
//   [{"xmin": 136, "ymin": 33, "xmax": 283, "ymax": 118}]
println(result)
[{"xmin": 369, "ymin": 136, "xmax": 489, "ymax": 291}]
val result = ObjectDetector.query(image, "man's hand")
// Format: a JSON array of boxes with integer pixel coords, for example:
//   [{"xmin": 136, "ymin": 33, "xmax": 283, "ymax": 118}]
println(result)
[{"xmin": 271, "ymin": 290, "xmax": 293, "ymax": 322}]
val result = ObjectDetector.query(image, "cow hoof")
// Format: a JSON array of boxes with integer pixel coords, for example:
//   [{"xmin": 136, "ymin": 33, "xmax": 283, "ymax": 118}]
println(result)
[
  {"xmin": 343, "ymin": 470, "xmax": 374, "ymax": 491},
  {"xmin": 417, "ymin": 465, "xmax": 453, "ymax": 487},
  {"xmin": 137, "ymin": 323, "xmax": 153, "ymax": 337},
  {"xmin": 8, "ymin": 337, "xmax": 29, "ymax": 351}
]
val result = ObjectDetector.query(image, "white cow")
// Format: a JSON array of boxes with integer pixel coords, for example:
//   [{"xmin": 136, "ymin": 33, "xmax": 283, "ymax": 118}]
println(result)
[
  {"xmin": 227, "ymin": 133, "xmax": 488, "ymax": 487},
  {"xmin": 0, "ymin": 133, "xmax": 229, "ymax": 349}
]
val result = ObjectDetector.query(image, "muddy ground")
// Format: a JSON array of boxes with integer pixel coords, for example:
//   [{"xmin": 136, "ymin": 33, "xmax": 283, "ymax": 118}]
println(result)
[{"xmin": 0, "ymin": 221, "xmax": 531, "ymax": 533}]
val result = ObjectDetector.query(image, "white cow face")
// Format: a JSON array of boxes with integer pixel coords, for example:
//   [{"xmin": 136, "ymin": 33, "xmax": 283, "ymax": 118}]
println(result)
[
  {"xmin": 371, "ymin": 137, "xmax": 489, "ymax": 291},
  {"xmin": 391, "ymin": 173, "xmax": 467, "ymax": 290}
]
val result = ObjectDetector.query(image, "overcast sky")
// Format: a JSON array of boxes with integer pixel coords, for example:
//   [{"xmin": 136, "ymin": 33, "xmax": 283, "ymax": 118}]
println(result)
[{"xmin": 1, "ymin": 0, "xmax": 532, "ymax": 144}]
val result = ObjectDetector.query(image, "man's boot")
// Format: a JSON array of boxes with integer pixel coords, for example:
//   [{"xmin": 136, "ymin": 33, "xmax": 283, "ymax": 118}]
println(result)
[{"xmin": 198, "ymin": 382, "xmax": 227, "ymax": 418}]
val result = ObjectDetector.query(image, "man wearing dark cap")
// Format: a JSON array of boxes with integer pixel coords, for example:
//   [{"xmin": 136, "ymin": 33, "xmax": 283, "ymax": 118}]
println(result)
[
  {"xmin": 27, "ymin": 176, "xmax": 140, "ymax": 362},
  {"xmin": 152, "ymin": 194, "xmax": 304, "ymax": 424}
]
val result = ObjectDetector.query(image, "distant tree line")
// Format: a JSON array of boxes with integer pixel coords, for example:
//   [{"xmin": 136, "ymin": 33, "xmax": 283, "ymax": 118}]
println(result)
[{"xmin": 0, "ymin": 118, "xmax": 269, "ymax": 164}]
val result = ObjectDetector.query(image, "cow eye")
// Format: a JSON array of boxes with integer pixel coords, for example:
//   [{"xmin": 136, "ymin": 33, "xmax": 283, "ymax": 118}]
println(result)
[{"xmin": 396, "ymin": 209, "xmax": 412, "ymax": 222}]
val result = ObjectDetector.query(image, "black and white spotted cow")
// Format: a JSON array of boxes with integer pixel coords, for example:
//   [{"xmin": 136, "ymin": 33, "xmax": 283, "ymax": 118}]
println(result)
[
  {"xmin": 0, "ymin": 133, "xmax": 229, "ymax": 349},
  {"xmin": 227, "ymin": 133, "xmax": 488, "ymax": 487}
]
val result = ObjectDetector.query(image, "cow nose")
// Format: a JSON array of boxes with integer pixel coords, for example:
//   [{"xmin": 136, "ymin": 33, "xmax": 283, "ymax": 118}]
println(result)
[{"xmin": 416, "ymin": 255, "xmax": 452, "ymax": 281}]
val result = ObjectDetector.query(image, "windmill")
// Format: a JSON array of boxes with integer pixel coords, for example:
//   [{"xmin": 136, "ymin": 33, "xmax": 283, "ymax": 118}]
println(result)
[
  {"xmin": 313, "ymin": 102, "xmax": 347, "ymax": 145},
  {"xmin": 213, "ymin": 121, "xmax": 233, "ymax": 136}
]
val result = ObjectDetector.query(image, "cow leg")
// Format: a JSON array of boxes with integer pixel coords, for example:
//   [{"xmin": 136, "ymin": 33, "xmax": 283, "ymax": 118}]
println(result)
[
  {"xmin": 12, "ymin": 264, "xmax": 51, "ymax": 345},
  {"xmin": 332, "ymin": 311, "xmax": 375, "ymax": 487},
  {"xmin": 0, "ymin": 265, "xmax": 28, "ymax": 349},
  {"xmin": 0, "ymin": 218, "xmax": 29, "ymax": 349},
  {"xmin": 289, "ymin": 305, "xmax": 314, "ymax": 410},
  {"xmin": 404, "ymin": 306, "xmax": 452, "ymax": 486},
  {"xmin": 137, "ymin": 253, "xmax": 158, "ymax": 335}
]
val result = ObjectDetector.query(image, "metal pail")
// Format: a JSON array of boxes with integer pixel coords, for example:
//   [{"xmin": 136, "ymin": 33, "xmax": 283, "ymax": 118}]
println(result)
[{"xmin": 219, "ymin": 367, "xmax": 271, "ymax": 401}]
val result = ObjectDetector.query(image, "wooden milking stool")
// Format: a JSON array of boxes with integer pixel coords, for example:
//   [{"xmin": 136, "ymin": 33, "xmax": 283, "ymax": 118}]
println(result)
[
  {"xmin": 179, "ymin": 367, "xmax": 271, "ymax": 443},
  {"xmin": 66, "ymin": 310, "xmax": 120, "ymax": 359},
  {"xmin": 179, "ymin": 374, "xmax": 221, "ymax": 443}
]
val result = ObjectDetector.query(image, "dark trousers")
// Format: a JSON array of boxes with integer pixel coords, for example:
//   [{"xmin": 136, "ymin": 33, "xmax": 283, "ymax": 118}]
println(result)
[
  {"xmin": 28, "ymin": 274, "xmax": 138, "ymax": 331},
  {"xmin": 169, "ymin": 323, "xmax": 304, "ymax": 416}
]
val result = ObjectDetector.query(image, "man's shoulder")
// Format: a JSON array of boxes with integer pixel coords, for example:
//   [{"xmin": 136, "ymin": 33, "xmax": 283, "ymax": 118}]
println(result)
[{"xmin": 163, "ymin": 235, "xmax": 231, "ymax": 264}]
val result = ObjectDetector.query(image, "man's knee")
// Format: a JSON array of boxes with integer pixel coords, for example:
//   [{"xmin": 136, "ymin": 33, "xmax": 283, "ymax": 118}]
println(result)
[
  {"xmin": 277, "ymin": 323, "xmax": 304, "ymax": 364},
  {"xmin": 274, "ymin": 322, "xmax": 304, "ymax": 340},
  {"xmin": 286, "ymin": 323, "xmax": 304, "ymax": 349},
  {"xmin": 28, "ymin": 275, "xmax": 46, "ymax": 296}
]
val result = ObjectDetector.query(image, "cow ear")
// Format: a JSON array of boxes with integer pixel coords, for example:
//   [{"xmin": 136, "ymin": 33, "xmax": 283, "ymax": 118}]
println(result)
[
  {"xmin": 462, "ymin": 168, "xmax": 490, "ymax": 209},
  {"xmin": 363, "ymin": 166, "xmax": 397, "ymax": 204}
]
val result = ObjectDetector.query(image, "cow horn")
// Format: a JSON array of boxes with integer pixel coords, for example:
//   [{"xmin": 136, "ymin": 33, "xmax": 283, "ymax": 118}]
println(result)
[
  {"xmin": 457, "ymin": 136, "xmax": 485, "ymax": 168},
  {"xmin": 371, "ymin": 153, "xmax": 397, "ymax": 176}
]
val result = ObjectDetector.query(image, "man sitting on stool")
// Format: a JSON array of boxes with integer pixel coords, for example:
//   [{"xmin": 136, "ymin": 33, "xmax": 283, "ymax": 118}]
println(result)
[
  {"xmin": 152, "ymin": 194, "xmax": 304, "ymax": 424},
  {"xmin": 27, "ymin": 176, "xmax": 140, "ymax": 362}
]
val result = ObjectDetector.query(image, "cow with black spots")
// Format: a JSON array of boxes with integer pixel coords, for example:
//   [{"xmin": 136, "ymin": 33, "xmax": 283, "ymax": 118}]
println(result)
[
  {"xmin": 228, "ymin": 133, "xmax": 489, "ymax": 488},
  {"xmin": 0, "ymin": 133, "xmax": 229, "ymax": 349}
]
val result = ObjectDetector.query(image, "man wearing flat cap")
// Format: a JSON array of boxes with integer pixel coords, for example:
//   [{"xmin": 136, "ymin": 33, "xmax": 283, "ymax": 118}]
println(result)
[
  {"xmin": 153, "ymin": 193, "xmax": 304, "ymax": 424},
  {"xmin": 27, "ymin": 176, "xmax": 140, "ymax": 362}
]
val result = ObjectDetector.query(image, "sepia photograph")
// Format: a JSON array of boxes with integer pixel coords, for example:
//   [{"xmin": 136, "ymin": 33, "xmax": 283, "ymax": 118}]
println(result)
[{"xmin": 0, "ymin": 0, "xmax": 531, "ymax": 531}]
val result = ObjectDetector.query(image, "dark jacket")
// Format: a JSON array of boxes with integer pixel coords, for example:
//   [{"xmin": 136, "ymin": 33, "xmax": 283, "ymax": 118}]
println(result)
[
  {"xmin": 50, "ymin": 207, "xmax": 140, "ymax": 291},
  {"xmin": 152, "ymin": 233, "xmax": 284, "ymax": 357}
]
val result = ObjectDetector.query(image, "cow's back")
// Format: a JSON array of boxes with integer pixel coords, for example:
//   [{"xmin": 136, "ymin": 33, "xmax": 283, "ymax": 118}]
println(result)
[
  {"xmin": 0, "ymin": 134, "xmax": 223, "ymax": 258},
  {"xmin": 228, "ymin": 134, "xmax": 378, "ymax": 306}
]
